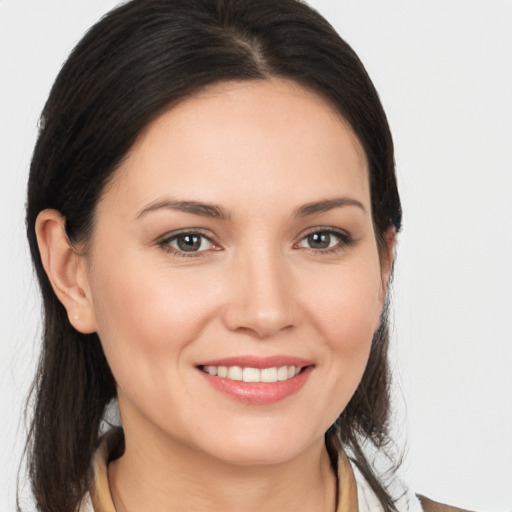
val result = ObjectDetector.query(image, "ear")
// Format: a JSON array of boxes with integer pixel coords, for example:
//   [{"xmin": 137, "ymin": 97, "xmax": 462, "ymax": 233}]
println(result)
[
  {"xmin": 35, "ymin": 209, "xmax": 97, "ymax": 334},
  {"xmin": 379, "ymin": 226, "xmax": 396, "ymax": 301}
]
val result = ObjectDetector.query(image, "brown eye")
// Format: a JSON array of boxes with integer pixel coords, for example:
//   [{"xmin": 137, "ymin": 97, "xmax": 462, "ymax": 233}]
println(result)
[
  {"xmin": 306, "ymin": 232, "xmax": 332, "ymax": 249},
  {"xmin": 162, "ymin": 232, "xmax": 214, "ymax": 254},
  {"xmin": 296, "ymin": 229, "xmax": 350, "ymax": 252},
  {"xmin": 176, "ymin": 234, "xmax": 202, "ymax": 251}
]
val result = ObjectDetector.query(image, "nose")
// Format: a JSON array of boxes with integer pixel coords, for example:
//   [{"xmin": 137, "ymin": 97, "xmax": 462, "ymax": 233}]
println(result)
[{"xmin": 221, "ymin": 248, "xmax": 296, "ymax": 339}]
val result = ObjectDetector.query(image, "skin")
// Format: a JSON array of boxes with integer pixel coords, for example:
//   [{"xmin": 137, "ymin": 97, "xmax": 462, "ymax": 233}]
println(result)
[{"xmin": 36, "ymin": 78, "xmax": 394, "ymax": 512}]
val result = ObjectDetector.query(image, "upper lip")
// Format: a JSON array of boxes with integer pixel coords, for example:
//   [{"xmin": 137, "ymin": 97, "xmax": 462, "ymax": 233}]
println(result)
[{"xmin": 196, "ymin": 355, "xmax": 314, "ymax": 369}]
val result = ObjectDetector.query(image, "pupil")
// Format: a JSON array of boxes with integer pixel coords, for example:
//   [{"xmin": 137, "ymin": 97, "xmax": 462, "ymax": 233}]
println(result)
[
  {"xmin": 308, "ymin": 232, "xmax": 330, "ymax": 249},
  {"xmin": 177, "ymin": 235, "xmax": 201, "ymax": 251}
]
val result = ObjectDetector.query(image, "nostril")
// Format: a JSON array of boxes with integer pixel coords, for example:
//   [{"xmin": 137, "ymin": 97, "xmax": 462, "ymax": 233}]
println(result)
[{"xmin": 221, "ymin": 305, "xmax": 296, "ymax": 340}]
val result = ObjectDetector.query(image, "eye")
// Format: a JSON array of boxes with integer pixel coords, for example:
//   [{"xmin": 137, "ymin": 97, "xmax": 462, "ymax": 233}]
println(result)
[
  {"xmin": 295, "ymin": 229, "xmax": 351, "ymax": 252},
  {"xmin": 160, "ymin": 232, "xmax": 216, "ymax": 255}
]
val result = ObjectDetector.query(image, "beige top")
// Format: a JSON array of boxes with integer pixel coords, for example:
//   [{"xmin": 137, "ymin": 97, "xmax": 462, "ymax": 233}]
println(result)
[
  {"xmin": 81, "ymin": 428, "xmax": 358, "ymax": 512},
  {"xmin": 79, "ymin": 429, "xmax": 471, "ymax": 512}
]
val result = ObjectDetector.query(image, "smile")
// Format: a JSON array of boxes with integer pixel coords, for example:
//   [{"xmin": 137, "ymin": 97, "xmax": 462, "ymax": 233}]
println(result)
[
  {"xmin": 200, "ymin": 365, "xmax": 302, "ymax": 383},
  {"xmin": 197, "ymin": 357, "xmax": 313, "ymax": 405}
]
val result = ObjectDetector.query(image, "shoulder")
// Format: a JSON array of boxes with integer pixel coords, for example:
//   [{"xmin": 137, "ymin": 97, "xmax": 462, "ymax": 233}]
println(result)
[
  {"xmin": 78, "ymin": 428, "xmax": 123, "ymax": 512},
  {"xmin": 348, "ymin": 454, "xmax": 475, "ymax": 512},
  {"xmin": 78, "ymin": 493, "xmax": 94, "ymax": 512},
  {"xmin": 417, "ymin": 494, "xmax": 476, "ymax": 512}
]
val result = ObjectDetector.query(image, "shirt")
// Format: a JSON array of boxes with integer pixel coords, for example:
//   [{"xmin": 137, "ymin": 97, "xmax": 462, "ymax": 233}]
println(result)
[{"xmin": 78, "ymin": 428, "xmax": 454, "ymax": 512}]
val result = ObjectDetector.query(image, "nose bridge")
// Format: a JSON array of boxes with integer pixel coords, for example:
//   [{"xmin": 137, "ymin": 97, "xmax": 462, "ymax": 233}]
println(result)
[{"xmin": 223, "ymin": 242, "xmax": 295, "ymax": 338}]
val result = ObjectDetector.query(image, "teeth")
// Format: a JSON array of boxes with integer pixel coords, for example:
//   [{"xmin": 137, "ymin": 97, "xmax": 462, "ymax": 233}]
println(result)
[
  {"xmin": 242, "ymin": 367, "xmax": 260, "ymax": 382},
  {"xmin": 202, "ymin": 365, "xmax": 302, "ymax": 383},
  {"xmin": 277, "ymin": 366, "xmax": 289, "ymax": 381},
  {"xmin": 261, "ymin": 367, "xmax": 278, "ymax": 383},
  {"xmin": 227, "ymin": 366, "xmax": 243, "ymax": 381}
]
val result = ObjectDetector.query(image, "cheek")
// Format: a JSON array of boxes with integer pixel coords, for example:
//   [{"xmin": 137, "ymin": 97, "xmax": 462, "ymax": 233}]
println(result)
[
  {"xmin": 88, "ymin": 252, "xmax": 221, "ymax": 374},
  {"xmin": 306, "ymin": 261, "xmax": 384, "ymax": 343},
  {"xmin": 301, "ymin": 259, "xmax": 384, "ymax": 401}
]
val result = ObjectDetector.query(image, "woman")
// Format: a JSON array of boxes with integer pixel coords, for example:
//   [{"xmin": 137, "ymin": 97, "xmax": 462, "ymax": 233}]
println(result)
[{"xmin": 24, "ymin": 1, "xmax": 470, "ymax": 511}]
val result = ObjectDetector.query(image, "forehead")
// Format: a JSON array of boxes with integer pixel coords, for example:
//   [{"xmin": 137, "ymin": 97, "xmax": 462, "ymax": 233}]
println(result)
[{"xmin": 100, "ymin": 78, "xmax": 369, "ymax": 217}]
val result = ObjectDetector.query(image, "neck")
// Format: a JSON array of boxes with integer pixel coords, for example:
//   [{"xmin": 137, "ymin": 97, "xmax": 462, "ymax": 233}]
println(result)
[{"xmin": 108, "ymin": 425, "xmax": 337, "ymax": 512}]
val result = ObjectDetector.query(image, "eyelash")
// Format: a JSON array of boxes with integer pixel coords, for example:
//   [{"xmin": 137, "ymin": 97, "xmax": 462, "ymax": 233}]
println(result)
[
  {"xmin": 294, "ymin": 228, "xmax": 353, "ymax": 255},
  {"xmin": 157, "ymin": 227, "xmax": 353, "ymax": 258},
  {"xmin": 157, "ymin": 230, "xmax": 218, "ymax": 258}
]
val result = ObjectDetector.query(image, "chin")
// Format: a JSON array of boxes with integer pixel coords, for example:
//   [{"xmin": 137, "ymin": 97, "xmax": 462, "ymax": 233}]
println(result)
[{"xmin": 195, "ymin": 426, "xmax": 323, "ymax": 467}]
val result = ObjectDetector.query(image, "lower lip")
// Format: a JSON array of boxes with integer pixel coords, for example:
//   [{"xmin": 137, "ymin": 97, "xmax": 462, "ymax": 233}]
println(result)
[{"xmin": 198, "ymin": 366, "xmax": 313, "ymax": 405}]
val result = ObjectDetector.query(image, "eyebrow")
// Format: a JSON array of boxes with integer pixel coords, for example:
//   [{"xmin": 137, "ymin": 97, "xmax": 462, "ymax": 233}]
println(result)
[
  {"xmin": 294, "ymin": 197, "xmax": 366, "ymax": 217},
  {"xmin": 136, "ymin": 199, "xmax": 229, "ymax": 220},
  {"xmin": 136, "ymin": 196, "xmax": 365, "ymax": 220}
]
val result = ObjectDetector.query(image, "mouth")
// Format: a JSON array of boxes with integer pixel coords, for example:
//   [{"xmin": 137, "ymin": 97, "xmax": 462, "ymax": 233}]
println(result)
[
  {"xmin": 199, "ymin": 364, "xmax": 304, "ymax": 383},
  {"xmin": 196, "ymin": 356, "xmax": 314, "ymax": 405}
]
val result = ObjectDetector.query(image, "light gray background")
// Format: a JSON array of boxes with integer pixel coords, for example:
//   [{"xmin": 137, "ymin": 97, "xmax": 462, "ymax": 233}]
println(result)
[{"xmin": 1, "ymin": 1, "xmax": 511, "ymax": 511}]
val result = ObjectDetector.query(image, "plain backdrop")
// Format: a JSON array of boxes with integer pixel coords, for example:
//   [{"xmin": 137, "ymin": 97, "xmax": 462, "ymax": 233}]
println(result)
[{"xmin": 1, "ymin": 1, "xmax": 511, "ymax": 511}]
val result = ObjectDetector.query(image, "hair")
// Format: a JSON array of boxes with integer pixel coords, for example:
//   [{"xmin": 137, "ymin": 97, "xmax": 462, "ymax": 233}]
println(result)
[{"xmin": 24, "ymin": 1, "xmax": 402, "ymax": 511}]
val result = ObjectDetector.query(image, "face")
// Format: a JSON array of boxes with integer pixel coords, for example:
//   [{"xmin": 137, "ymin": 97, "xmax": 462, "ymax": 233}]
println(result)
[{"xmin": 82, "ymin": 79, "xmax": 391, "ymax": 465}]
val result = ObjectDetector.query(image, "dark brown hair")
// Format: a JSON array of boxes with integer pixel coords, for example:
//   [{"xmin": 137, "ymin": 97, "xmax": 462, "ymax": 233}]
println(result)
[{"xmin": 24, "ymin": 1, "xmax": 402, "ymax": 511}]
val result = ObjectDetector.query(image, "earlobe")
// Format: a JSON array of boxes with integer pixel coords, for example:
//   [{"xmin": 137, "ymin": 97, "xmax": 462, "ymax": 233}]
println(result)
[{"xmin": 35, "ymin": 209, "xmax": 97, "ymax": 334}]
